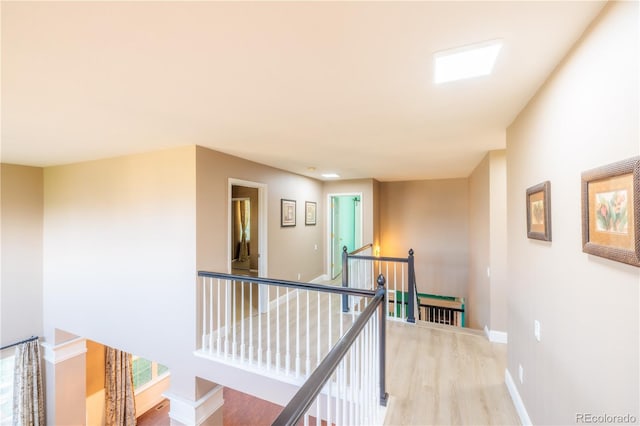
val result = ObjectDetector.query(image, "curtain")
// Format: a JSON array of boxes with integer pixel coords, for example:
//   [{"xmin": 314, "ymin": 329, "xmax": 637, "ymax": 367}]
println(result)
[
  {"xmin": 239, "ymin": 200, "xmax": 249, "ymax": 262},
  {"xmin": 13, "ymin": 340, "xmax": 45, "ymax": 426},
  {"xmin": 104, "ymin": 347, "xmax": 136, "ymax": 426}
]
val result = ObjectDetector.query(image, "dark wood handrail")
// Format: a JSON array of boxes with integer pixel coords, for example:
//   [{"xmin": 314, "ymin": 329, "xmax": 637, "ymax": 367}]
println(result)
[
  {"xmin": 272, "ymin": 285, "xmax": 386, "ymax": 426},
  {"xmin": 348, "ymin": 243, "xmax": 373, "ymax": 256},
  {"xmin": 197, "ymin": 271, "xmax": 377, "ymax": 298}
]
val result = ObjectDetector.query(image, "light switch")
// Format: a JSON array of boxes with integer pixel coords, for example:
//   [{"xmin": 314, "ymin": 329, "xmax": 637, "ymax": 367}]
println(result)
[{"xmin": 534, "ymin": 320, "xmax": 541, "ymax": 342}]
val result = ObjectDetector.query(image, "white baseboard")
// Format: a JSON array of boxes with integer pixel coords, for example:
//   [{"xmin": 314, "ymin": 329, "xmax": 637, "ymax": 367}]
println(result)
[
  {"xmin": 484, "ymin": 325, "xmax": 508, "ymax": 344},
  {"xmin": 505, "ymin": 368, "xmax": 532, "ymax": 426},
  {"xmin": 310, "ymin": 274, "xmax": 330, "ymax": 283}
]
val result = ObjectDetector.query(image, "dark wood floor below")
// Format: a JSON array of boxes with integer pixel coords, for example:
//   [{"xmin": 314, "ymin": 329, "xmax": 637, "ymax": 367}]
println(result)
[{"xmin": 136, "ymin": 387, "xmax": 284, "ymax": 426}]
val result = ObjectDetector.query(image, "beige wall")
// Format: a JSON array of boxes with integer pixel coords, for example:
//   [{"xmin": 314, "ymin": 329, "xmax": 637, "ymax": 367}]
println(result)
[
  {"xmin": 43, "ymin": 146, "xmax": 199, "ymax": 399},
  {"xmin": 1, "ymin": 164, "xmax": 43, "ymax": 346},
  {"xmin": 506, "ymin": 1, "xmax": 639, "ymax": 423},
  {"xmin": 196, "ymin": 146, "xmax": 324, "ymax": 281},
  {"xmin": 86, "ymin": 340, "xmax": 105, "ymax": 395},
  {"xmin": 468, "ymin": 155, "xmax": 490, "ymax": 330},
  {"xmin": 380, "ymin": 179, "xmax": 469, "ymax": 298},
  {"xmin": 488, "ymin": 151, "xmax": 507, "ymax": 332}
]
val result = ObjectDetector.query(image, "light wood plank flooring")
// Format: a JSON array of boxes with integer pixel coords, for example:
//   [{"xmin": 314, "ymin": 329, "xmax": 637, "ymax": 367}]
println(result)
[{"xmin": 384, "ymin": 321, "xmax": 519, "ymax": 425}]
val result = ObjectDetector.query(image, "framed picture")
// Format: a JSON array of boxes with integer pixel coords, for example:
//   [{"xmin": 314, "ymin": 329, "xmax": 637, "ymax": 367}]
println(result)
[
  {"xmin": 281, "ymin": 199, "xmax": 296, "ymax": 227},
  {"xmin": 305, "ymin": 201, "xmax": 317, "ymax": 226},
  {"xmin": 526, "ymin": 181, "xmax": 552, "ymax": 241},
  {"xmin": 582, "ymin": 156, "xmax": 640, "ymax": 267}
]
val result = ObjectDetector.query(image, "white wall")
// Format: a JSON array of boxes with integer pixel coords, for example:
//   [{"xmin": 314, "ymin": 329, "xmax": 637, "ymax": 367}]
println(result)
[
  {"xmin": 506, "ymin": 1, "xmax": 639, "ymax": 423},
  {"xmin": 1, "ymin": 164, "xmax": 43, "ymax": 346},
  {"xmin": 43, "ymin": 146, "xmax": 199, "ymax": 399}
]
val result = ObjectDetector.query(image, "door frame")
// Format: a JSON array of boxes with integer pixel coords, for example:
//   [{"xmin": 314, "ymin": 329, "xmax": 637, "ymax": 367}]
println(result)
[
  {"xmin": 228, "ymin": 178, "xmax": 269, "ymax": 313},
  {"xmin": 326, "ymin": 192, "xmax": 364, "ymax": 279}
]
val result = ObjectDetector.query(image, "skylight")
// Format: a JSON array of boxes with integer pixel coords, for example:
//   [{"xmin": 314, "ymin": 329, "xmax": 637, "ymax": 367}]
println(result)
[{"xmin": 434, "ymin": 40, "xmax": 503, "ymax": 84}]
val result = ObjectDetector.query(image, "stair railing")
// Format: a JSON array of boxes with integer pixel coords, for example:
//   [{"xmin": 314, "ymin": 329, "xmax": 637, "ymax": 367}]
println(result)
[
  {"xmin": 342, "ymin": 245, "xmax": 417, "ymax": 323},
  {"xmin": 273, "ymin": 275, "xmax": 388, "ymax": 426}
]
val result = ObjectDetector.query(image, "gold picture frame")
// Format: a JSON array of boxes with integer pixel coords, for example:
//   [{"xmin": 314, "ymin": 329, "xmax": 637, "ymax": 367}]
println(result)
[
  {"xmin": 526, "ymin": 181, "xmax": 551, "ymax": 241},
  {"xmin": 581, "ymin": 156, "xmax": 640, "ymax": 267}
]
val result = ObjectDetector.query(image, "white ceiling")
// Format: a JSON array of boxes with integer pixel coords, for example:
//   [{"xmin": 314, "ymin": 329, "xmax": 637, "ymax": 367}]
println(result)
[{"xmin": 1, "ymin": 1, "xmax": 606, "ymax": 181}]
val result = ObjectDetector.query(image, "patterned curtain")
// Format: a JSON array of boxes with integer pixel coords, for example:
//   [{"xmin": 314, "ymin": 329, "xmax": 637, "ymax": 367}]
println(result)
[
  {"xmin": 13, "ymin": 340, "xmax": 45, "ymax": 426},
  {"xmin": 104, "ymin": 347, "xmax": 136, "ymax": 426}
]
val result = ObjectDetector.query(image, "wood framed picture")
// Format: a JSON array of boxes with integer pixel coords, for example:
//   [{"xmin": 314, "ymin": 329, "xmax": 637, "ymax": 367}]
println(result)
[
  {"xmin": 581, "ymin": 156, "xmax": 640, "ymax": 267},
  {"xmin": 305, "ymin": 201, "xmax": 317, "ymax": 226},
  {"xmin": 526, "ymin": 181, "xmax": 552, "ymax": 241},
  {"xmin": 281, "ymin": 199, "xmax": 296, "ymax": 227}
]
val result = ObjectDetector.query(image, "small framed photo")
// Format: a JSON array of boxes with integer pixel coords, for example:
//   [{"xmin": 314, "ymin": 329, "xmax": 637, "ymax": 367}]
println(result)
[
  {"xmin": 582, "ymin": 156, "xmax": 640, "ymax": 267},
  {"xmin": 526, "ymin": 181, "xmax": 552, "ymax": 241},
  {"xmin": 305, "ymin": 201, "xmax": 317, "ymax": 226},
  {"xmin": 281, "ymin": 199, "xmax": 296, "ymax": 227}
]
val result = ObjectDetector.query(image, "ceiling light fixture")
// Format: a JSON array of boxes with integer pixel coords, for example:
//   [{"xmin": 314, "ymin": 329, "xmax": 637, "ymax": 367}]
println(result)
[
  {"xmin": 322, "ymin": 173, "xmax": 340, "ymax": 178},
  {"xmin": 434, "ymin": 39, "xmax": 503, "ymax": 84}
]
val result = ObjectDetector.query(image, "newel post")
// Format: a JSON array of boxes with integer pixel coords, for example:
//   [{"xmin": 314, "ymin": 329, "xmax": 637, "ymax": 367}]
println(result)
[
  {"xmin": 377, "ymin": 274, "xmax": 389, "ymax": 406},
  {"xmin": 341, "ymin": 246, "xmax": 349, "ymax": 312},
  {"xmin": 407, "ymin": 249, "xmax": 416, "ymax": 323}
]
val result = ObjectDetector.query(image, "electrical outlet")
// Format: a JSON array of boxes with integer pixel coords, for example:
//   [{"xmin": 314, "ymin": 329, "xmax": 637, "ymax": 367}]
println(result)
[
  {"xmin": 534, "ymin": 320, "xmax": 541, "ymax": 342},
  {"xmin": 314, "ymin": 244, "xmax": 318, "ymax": 250},
  {"xmin": 297, "ymin": 273, "xmax": 301, "ymax": 280},
  {"xmin": 519, "ymin": 364, "xmax": 524, "ymax": 384}
]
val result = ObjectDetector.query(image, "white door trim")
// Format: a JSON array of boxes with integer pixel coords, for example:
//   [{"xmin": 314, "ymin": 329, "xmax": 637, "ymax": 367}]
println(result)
[{"xmin": 326, "ymin": 192, "xmax": 364, "ymax": 278}]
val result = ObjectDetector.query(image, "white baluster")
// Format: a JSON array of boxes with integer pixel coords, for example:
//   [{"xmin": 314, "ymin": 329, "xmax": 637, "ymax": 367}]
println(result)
[
  {"xmin": 232, "ymin": 281, "xmax": 237, "ymax": 360},
  {"xmin": 209, "ymin": 278, "xmax": 214, "ymax": 353},
  {"xmin": 286, "ymin": 288, "xmax": 291, "ymax": 374},
  {"xmin": 201, "ymin": 279, "xmax": 206, "ymax": 351},
  {"xmin": 276, "ymin": 287, "xmax": 281, "ymax": 371},
  {"xmin": 258, "ymin": 284, "xmax": 263, "ymax": 367},
  {"xmin": 240, "ymin": 281, "xmax": 245, "ymax": 362},
  {"xmin": 317, "ymin": 292, "xmax": 321, "ymax": 367},
  {"xmin": 328, "ymin": 293, "xmax": 332, "ymax": 353},
  {"xmin": 224, "ymin": 280, "xmax": 230, "ymax": 357},
  {"xmin": 217, "ymin": 280, "xmax": 221, "ymax": 356},
  {"xmin": 249, "ymin": 282, "xmax": 253, "ymax": 364},
  {"xmin": 306, "ymin": 290, "xmax": 310, "ymax": 376},
  {"xmin": 267, "ymin": 286, "xmax": 271, "ymax": 370},
  {"xmin": 295, "ymin": 290, "xmax": 300, "ymax": 377}
]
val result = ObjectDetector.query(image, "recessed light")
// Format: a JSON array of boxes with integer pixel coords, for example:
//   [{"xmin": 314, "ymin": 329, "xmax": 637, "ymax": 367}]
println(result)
[
  {"xmin": 434, "ymin": 39, "xmax": 502, "ymax": 84},
  {"xmin": 322, "ymin": 173, "xmax": 340, "ymax": 178}
]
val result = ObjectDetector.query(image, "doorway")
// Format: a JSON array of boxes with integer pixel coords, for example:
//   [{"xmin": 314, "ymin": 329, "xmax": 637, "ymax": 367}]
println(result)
[
  {"xmin": 328, "ymin": 194, "xmax": 363, "ymax": 279},
  {"xmin": 228, "ymin": 179, "xmax": 268, "ymax": 313}
]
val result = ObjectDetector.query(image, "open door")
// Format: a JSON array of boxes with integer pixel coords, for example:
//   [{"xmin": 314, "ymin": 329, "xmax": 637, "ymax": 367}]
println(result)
[
  {"xmin": 329, "ymin": 194, "xmax": 362, "ymax": 280},
  {"xmin": 229, "ymin": 179, "xmax": 268, "ymax": 313}
]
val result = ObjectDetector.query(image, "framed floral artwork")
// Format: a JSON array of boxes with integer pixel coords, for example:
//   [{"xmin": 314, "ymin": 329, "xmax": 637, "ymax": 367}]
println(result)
[
  {"xmin": 526, "ymin": 181, "xmax": 551, "ymax": 241},
  {"xmin": 581, "ymin": 156, "xmax": 640, "ymax": 267}
]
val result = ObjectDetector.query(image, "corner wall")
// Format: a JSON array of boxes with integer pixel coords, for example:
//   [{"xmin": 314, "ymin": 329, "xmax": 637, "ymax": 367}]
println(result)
[
  {"xmin": 379, "ymin": 179, "xmax": 469, "ymax": 298},
  {"xmin": 1, "ymin": 164, "xmax": 43, "ymax": 346},
  {"xmin": 506, "ymin": 1, "xmax": 639, "ymax": 423}
]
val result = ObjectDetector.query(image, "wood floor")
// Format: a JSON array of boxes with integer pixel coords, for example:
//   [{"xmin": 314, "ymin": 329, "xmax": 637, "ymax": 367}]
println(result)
[
  {"xmin": 141, "ymin": 319, "xmax": 518, "ymax": 425},
  {"xmin": 383, "ymin": 321, "xmax": 519, "ymax": 426}
]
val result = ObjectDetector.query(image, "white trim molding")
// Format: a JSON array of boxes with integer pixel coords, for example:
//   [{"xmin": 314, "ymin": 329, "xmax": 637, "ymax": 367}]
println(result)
[
  {"xmin": 165, "ymin": 385, "xmax": 224, "ymax": 426},
  {"xmin": 505, "ymin": 368, "xmax": 533, "ymax": 426},
  {"xmin": 484, "ymin": 325, "xmax": 508, "ymax": 344},
  {"xmin": 310, "ymin": 274, "xmax": 330, "ymax": 284},
  {"xmin": 41, "ymin": 337, "xmax": 87, "ymax": 364}
]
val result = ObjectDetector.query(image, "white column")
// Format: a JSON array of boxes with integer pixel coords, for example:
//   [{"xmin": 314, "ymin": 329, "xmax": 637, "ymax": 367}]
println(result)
[
  {"xmin": 165, "ymin": 385, "xmax": 224, "ymax": 426},
  {"xmin": 41, "ymin": 337, "xmax": 88, "ymax": 426}
]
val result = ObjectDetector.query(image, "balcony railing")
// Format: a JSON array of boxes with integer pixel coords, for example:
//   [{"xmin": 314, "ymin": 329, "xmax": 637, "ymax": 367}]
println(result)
[{"xmin": 196, "ymin": 271, "xmax": 388, "ymax": 426}]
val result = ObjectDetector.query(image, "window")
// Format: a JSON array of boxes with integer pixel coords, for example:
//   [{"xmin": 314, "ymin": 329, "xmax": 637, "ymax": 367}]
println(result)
[
  {"xmin": 132, "ymin": 356, "xmax": 169, "ymax": 392},
  {"xmin": 0, "ymin": 354, "xmax": 15, "ymax": 425}
]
